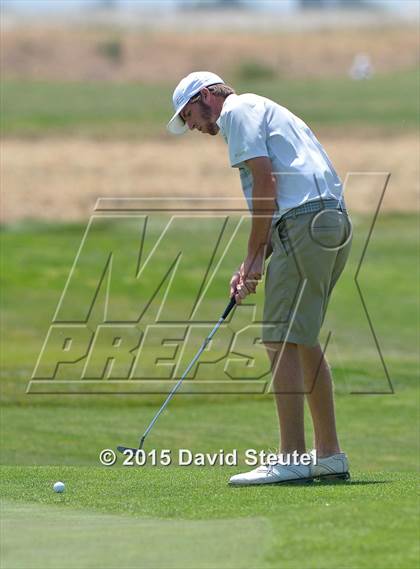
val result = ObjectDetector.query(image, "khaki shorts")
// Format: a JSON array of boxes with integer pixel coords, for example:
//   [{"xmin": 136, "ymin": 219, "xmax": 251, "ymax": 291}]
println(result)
[{"xmin": 263, "ymin": 208, "xmax": 352, "ymax": 346}]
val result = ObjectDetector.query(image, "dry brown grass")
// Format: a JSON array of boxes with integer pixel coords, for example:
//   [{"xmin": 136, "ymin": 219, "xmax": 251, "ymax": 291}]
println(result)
[
  {"xmin": 2, "ymin": 132, "xmax": 417, "ymax": 222},
  {"xmin": 1, "ymin": 25, "xmax": 418, "ymax": 82}
]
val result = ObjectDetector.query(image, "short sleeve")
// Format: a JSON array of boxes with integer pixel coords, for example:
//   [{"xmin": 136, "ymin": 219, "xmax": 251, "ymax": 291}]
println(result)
[{"xmin": 223, "ymin": 101, "xmax": 269, "ymax": 168}]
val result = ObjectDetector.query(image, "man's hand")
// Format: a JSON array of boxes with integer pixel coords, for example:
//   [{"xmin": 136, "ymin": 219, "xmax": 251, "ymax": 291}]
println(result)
[
  {"xmin": 231, "ymin": 253, "xmax": 264, "ymax": 304},
  {"xmin": 230, "ymin": 270, "xmax": 241, "ymax": 298}
]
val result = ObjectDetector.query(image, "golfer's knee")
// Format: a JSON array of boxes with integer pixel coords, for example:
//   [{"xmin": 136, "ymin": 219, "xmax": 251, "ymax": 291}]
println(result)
[
  {"xmin": 298, "ymin": 343, "xmax": 331, "ymax": 382},
  {"xmin": 298, "ymin": 342, "xmax": 324, "ymax": 362}
]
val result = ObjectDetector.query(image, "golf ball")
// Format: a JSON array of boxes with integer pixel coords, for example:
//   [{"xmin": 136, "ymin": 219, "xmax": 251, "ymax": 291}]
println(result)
[{"xmin": 53, "ymin": 481, "xmax": 65, "ymax": 493}]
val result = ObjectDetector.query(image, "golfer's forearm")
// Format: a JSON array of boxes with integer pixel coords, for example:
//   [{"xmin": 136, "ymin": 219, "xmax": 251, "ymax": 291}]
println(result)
[
  {"xmin": 247, "ymin": 217, "xmax": 273, "ymax": 258},
  {"xmin": 247, "ymin": 180, "xmax": 276, "ymax": 258}
]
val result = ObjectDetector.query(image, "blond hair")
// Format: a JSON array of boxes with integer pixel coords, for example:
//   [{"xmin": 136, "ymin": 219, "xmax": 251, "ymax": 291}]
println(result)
[{"xmin": 189, "ymin": 83, "xmax": 235, "ymax": 104}]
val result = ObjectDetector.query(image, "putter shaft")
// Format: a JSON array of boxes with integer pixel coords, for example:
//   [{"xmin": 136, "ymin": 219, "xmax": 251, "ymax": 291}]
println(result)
[{"xmin": 138, "ymin": 297, "xmax": 236, "ymax": 448}]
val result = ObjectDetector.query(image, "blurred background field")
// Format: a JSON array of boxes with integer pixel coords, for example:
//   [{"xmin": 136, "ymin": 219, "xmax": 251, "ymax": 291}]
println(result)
[
  {"xmin": 0, "ymin": 2, "xmax": 419, "ymax": 569},
  {"xmin": 1, "ymin": 1, "xmax": 419, "ymax": 221}
]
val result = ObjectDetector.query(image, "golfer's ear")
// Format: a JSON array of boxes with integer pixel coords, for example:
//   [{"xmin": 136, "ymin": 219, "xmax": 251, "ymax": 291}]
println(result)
[{"xmin": 200, "ymin": 87, "xmax": 210, "ymax": 101}]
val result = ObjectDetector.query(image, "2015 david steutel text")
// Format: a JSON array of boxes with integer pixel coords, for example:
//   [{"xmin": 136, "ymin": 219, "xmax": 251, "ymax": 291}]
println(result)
[{"xmin": 118, "ymin": 448, "xmax": 317, "ymax": 467}]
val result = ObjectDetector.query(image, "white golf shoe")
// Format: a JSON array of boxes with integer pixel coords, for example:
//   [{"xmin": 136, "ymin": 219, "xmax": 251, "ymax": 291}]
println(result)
[
  {"xmin": 311, "ymin": 452, "xmax": 350, "ymax": 481},
  {"xmin": 229, "ymin": 463, "xmax": 313, "ymax": 487}
]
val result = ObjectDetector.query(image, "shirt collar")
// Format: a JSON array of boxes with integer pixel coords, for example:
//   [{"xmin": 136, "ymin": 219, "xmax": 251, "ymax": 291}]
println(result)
[{"xmin": 216, "ymin": 93, "xmax": 237, "ymax": 130}]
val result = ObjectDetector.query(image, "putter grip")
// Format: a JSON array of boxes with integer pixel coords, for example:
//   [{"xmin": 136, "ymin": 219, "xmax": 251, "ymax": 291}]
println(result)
[{"xmin": 221, "ymin": 296, "xmax": 236, "ymax": 320}]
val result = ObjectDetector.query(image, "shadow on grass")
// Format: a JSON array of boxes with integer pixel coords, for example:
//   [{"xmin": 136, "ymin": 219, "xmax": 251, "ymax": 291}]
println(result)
[
  {"xmin": 229, "ymin": 480, "xmax": 390, "ymax": 489},
  {"xmin": 316, "ymin": 480, "xmax": 389, "ymax": 486}
]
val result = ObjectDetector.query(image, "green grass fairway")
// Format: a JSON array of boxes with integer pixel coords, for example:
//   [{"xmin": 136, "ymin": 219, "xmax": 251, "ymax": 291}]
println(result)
[
  {"xmin": 1, "ymin": 69, "xmax": 417, "ymax": 136},
  {"xmin": 1, "ymin": 213, "xmax": 419, "ymax": 568},
  {"xmin": 1, "ymin": 468, "xmax": 418, "ymax": 569}
]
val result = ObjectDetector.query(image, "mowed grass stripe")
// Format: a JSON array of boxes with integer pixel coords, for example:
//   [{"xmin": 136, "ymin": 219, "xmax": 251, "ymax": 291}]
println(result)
[
  {"xmin": 1, "ymin": 69, "xmax": 418, "ymax": 136},
  {"xmin": 0, "ymin": 396, "xmax": 418, "ymax": 471},
  {"xmin": 1, "ymin": 499, "xmax": 269, "ymax": 569},
  {"xmin": 1, "ymin": 214, "xmax": 418, "ymax": 383}
]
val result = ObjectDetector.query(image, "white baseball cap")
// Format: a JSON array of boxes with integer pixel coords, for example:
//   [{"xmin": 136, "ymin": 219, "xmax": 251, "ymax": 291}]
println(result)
[{"xmin": 167, "ymin": 71, "xmax": 225, "ymax": 135}]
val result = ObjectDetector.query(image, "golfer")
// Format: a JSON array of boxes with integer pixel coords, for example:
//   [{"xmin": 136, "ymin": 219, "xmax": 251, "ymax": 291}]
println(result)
[{"xmin": 167, "ymin": 72, "xmax": 352, "ymax": 485}]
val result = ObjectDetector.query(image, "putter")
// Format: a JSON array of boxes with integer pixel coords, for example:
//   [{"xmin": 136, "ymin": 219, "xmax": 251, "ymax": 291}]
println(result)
[{"xmin": 117, "ymin": 295, "xmax": 236, "ymax": 454}]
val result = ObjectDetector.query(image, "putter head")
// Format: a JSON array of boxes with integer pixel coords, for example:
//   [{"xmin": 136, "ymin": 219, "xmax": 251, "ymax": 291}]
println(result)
[
  {"xmin": 117, "ymin": 435, "xmax": 145, "ymax": 455},
  {"xmin": 117, "ymin": 446, "xmax": 139, "ymax": 454}
]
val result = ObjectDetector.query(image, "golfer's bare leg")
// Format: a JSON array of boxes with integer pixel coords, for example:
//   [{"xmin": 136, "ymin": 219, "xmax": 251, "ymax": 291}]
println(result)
[
  {"xmin": 298, "ymin": 343, "xmax": 341, "ymax": 457},
  {"xmin": 265, "ymin": 342, "xmax": 306, "ymax": 455}
]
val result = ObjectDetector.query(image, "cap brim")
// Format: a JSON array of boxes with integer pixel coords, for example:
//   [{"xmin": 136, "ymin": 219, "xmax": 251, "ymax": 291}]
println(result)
[{"xmin": 167, "ymin": 111, "xmax": 188, "ymax": 135}]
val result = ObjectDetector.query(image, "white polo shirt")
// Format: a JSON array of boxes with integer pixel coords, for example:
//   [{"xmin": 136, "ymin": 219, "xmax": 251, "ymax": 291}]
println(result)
[{"xmin": 216, "ymin": 93, "xmax": 344, "ymax": 222}]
